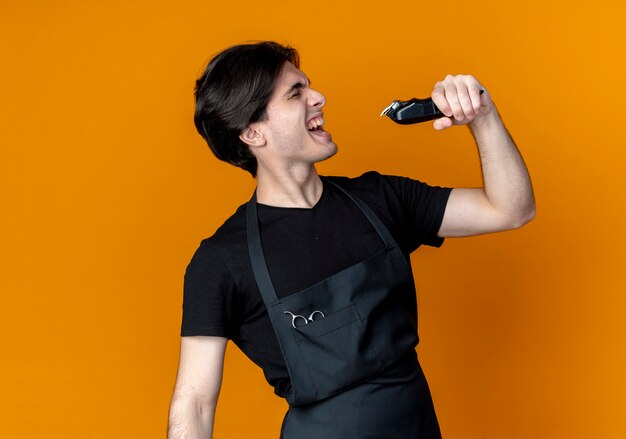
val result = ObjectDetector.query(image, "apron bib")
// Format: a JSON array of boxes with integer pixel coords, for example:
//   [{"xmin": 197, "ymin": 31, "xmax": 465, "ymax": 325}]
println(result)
[{"xmin": 246, "ymin": 179, "xmax": 442, "ymax": 437}]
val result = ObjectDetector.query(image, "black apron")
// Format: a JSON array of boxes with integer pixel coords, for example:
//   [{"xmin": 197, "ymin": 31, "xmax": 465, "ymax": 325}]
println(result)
[{"xmin": 246, "ymin": 179, "xmax": 442, "ymax": 438}]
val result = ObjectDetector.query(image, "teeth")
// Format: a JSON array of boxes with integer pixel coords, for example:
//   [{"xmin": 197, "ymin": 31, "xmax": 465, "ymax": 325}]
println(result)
[{"xmin": 307, "ymin": 117, "xmax": 324, "ymax": 130}]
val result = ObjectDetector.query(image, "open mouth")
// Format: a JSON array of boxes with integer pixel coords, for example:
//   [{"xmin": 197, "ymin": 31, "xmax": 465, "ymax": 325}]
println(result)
[{"xmin": 306, "ymin": 115, "xmax": 327, "ymax": 135}]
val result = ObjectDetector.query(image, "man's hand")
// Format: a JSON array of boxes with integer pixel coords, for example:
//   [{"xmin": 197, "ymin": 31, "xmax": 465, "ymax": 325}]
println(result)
[{"xmin": 430, "ymin": 74, "xmax": 494, "ymax": 131}]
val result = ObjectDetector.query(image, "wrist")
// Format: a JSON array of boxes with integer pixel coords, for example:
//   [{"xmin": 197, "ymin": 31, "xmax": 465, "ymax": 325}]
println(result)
[{"xmin": 468, "ymin": 106, "xmax": 500, "ymax": 132}]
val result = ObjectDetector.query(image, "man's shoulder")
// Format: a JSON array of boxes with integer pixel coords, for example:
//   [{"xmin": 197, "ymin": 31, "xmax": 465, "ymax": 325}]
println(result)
[
  {"xmin": 324, "ymin": 171, "xmax": 400, "ymax": 200},
  {"xmin": 324, "ymin": 170, "xmax": 382, "ymax": 184},
  {"xmin": 212, "ymin": 202, "xmax": 248, "ymax": 242},
  {"xmin": 192, "ymin": 202, "xmax": 248, "ymax": 261}
]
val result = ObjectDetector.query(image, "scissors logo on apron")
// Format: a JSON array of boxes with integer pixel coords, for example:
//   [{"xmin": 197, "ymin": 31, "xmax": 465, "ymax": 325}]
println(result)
[{"xmin": 284, "ymin": 310, "xmax": 325, "ymax": 328}]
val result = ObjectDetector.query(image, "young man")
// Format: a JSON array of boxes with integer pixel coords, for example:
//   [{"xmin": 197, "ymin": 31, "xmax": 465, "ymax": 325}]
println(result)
[{"xmin": 168, "ymin": 41, "xmax": 535, "ymax": 438}]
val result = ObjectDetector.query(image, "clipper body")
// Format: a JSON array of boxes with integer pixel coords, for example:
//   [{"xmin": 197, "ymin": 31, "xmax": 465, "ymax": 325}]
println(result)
[{"xmin": 381, "ymin": 89, "xmax": 485, "ymax": 125}]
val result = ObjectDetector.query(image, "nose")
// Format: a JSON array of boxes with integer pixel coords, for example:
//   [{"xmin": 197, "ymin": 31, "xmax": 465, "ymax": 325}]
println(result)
[{"xmin": 307, "ymin": 86, "xmax": 326, "ymax": 108}]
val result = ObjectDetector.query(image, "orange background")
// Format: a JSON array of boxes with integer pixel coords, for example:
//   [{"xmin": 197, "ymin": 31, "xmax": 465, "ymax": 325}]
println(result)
[{"xmin": 1, "ymin": 1, "xmax": 625, "ymax": 438}]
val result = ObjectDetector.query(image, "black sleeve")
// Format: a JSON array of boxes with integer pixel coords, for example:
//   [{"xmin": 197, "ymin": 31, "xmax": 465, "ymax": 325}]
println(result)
[
  {"xmin": 180, "ymin": 240, "xmax": 236, "ymax": 338},
  {"xmin": 380, "ymin": 173, "xmax": 453, "ymax": 250}
]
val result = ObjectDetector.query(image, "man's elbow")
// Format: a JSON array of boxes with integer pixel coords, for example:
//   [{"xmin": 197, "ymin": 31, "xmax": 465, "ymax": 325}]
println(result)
[
  {"xmin": 171, "ymin": 391, "xmax": 218, "ymax": 413},
  {"xmin": 168, "ymin": 395, "xmax": 217, "ymax": 439},
  {"xmin": 509, "ymin": 204, "xmax": 536, "ymax": 229}
]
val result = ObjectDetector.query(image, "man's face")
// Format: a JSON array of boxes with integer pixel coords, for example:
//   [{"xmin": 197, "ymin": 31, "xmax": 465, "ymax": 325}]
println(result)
[{"xmin": 251, "ymin": 61, "xmax": 337, "ymax": 172}]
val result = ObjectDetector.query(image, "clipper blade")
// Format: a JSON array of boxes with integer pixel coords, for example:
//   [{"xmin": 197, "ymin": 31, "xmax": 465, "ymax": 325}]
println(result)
[{"xmin": 380, "ymin": 100, "xmax": 400, "ymax": 117}]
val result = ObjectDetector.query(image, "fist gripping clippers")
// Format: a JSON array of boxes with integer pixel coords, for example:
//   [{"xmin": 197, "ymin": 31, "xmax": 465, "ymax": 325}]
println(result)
[{"xmin": 381, "ymin": 89, "xmax": 485, "ymax": 125}]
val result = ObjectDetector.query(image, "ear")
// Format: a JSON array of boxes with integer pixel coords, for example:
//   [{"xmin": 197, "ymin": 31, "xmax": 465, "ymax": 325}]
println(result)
[{"xmin": 239, "ymin": 124, "xmax": 266, "ymax": 149}]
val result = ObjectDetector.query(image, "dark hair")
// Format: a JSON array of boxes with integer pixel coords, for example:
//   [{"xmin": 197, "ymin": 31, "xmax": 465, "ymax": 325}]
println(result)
[{"xmin": 193, "ymin": 41, "xmax": 300, "ymax": 177}]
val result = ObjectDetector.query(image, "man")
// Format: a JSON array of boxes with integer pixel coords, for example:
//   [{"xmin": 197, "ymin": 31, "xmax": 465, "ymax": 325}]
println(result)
[{"xmin": 168, "ymin": 41, "xmax": 535, "ymax": 438}]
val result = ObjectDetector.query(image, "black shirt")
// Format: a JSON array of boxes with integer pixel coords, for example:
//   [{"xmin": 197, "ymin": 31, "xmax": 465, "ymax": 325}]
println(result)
[{"xmin": 181, "ymin": 171, "xmax": 452, "ymax": 397}]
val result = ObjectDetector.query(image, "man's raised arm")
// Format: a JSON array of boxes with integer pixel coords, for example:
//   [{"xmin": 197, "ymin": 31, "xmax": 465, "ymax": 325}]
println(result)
[{"xmin": 429, "ymin": 74, "xmax": 535, "ymax": 238}]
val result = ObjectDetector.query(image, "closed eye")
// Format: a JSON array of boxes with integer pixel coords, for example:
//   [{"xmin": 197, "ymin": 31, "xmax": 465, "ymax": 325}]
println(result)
[{"xmin": 285, "ymin": 79, "xmax": 308, "ymax": 99}]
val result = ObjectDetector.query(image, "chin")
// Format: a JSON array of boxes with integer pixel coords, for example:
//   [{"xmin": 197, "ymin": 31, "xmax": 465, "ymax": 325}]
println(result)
[{"xmin": 317, "ymin": 143, "xmax": 338, "ymax": 163}]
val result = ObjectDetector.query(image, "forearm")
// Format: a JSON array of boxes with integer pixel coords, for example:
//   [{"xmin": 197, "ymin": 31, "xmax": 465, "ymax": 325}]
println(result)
[
  {"xmin": 167, "ymin": 397, "xmax": 215, "ymax": 439},
  {"xmin": 468, "ymin": 107, "xmax": 535, "ymax": 225}
]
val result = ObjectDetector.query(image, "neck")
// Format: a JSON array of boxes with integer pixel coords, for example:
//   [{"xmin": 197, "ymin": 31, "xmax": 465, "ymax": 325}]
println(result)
[{"xmin": 255, "ymin": 165, "xmax": 323, "ymax": 208}]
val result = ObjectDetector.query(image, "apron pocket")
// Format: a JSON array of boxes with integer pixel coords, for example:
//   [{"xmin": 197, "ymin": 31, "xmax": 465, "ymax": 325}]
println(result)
[
  {"xmin": 292, "ymin": 303, "xmax": 383, "ymax": 400},
  {"xmin": 294, "ymin": 303, "xmax": 360, "ymax": 340}
]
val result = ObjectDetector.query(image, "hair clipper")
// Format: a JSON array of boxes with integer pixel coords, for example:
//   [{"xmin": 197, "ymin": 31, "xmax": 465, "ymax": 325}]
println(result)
[{"xmin": 380, "ymin": 89, "xmax": 484, "ymax": 125}]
